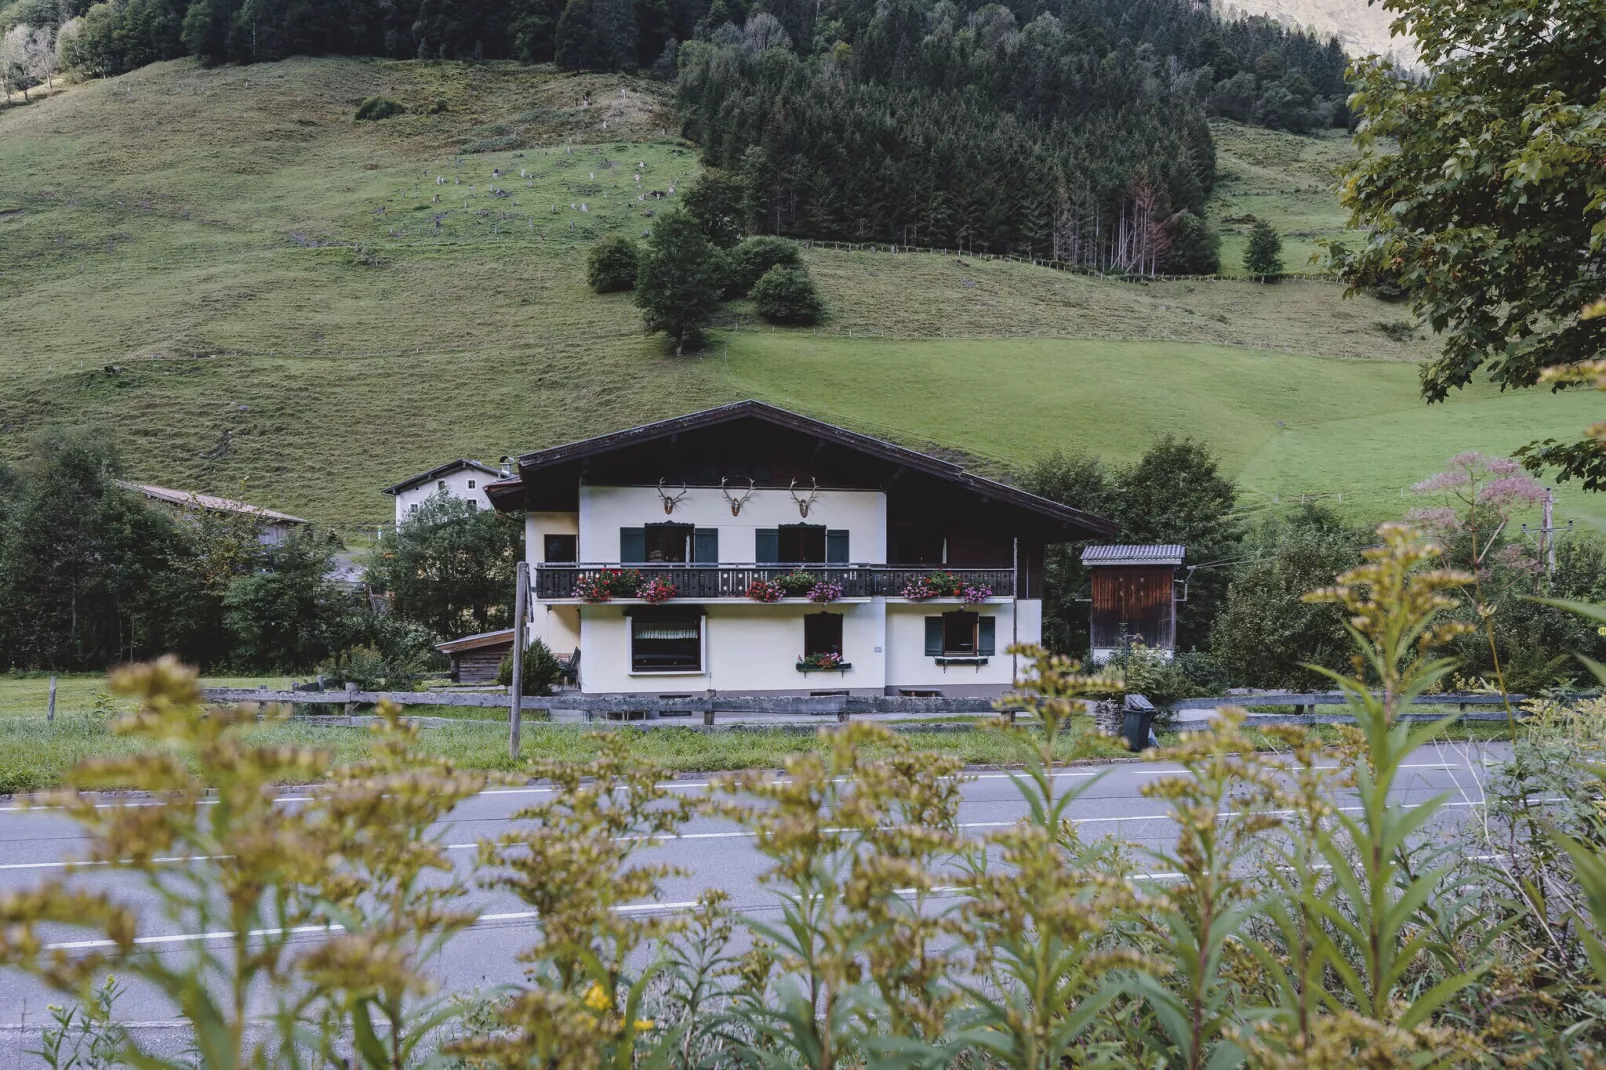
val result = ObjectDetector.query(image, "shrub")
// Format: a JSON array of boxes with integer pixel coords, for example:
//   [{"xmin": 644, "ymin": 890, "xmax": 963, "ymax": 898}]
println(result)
[
  {"xmin": 316, "ymin": 643, "xmax": 425, "ymax": 690},
  {"xmin": 725, "ymin": 236, "xmax": 799, "ymax": 297},
  {"xmin": 750, "ymin": 264, "xmax": 823, "ymax": 324},
  {"xmin": 496, "ymin": 637, "xmax": 563, "ymax": 696},
  {"xmin": 586, "ymin": 235, "xmax": 639, "ymax": 292},
  {"xmin": 1164, "ymin": 211, "xmax": 1221, "ymax": 275},
  {"xmin": 1208, "ymin": 506, "xmax": 1365, "ymax": 689},
  {"xmin": 355, "ymin": 95, "xmax": 404, "ymax": 121}
]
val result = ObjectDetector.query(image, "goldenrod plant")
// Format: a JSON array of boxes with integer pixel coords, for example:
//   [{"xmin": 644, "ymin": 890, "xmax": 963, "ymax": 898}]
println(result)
[
  {"xmin": 1295, "ymin": 525, "xmax": 1490, "ymax": 1060},
  {"xmin": 10, "ymin": 524, "xmax": 1606, "ymax": 1064},
  {"xmin": 0, "ymin": 656, "xmax": 332, "ymax": 1069},
  {"xmin": 446, "ymin": 733, "xmax": 696, "ymax": 1069},
  {"xmin": 953, "ymin": 646, "xmax": 1139, "ymax": 1070},
  {"xmin": 710, "ymin": 722, "xmax": 969, "ymax": 1069},
  {"xmin": 294, "ymin": 701, "xmax": 489, "ymax": 1070},
  {"xmin": 1126, "ymin": 708, "xmax": 1287, "ymax": 1069}
]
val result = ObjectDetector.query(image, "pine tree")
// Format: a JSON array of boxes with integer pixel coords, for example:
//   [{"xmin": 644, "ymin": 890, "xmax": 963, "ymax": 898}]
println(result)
[
  {"xmin": 1244, "ymin": 219, "xmax": 1283, "ymax": 278},
  {"xmin": 634, "ymin": 211, "xmax": 725, "ymax": 355}
]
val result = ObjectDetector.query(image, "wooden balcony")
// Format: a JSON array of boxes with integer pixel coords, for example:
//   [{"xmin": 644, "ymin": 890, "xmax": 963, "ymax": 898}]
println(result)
[{"xmin": 533, "ymin": 564, "xmax": 1016, "ymax": 602}]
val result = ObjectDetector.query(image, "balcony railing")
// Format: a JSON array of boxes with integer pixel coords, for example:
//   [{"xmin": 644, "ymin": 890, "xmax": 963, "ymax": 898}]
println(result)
[{"xmin": 533, "ymin": 564, "xmax": 1016, "ymax": 601}]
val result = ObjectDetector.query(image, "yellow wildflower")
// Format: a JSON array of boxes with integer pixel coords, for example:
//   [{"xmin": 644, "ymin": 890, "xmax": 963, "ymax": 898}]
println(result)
[{"xmin": 583, "ymin": 982, "xmax": 611, "ymax": 1012}]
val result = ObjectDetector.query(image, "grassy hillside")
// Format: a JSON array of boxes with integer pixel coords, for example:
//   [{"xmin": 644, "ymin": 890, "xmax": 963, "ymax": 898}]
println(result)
[
  {"xmin": 1207, "ymin": 119, "xmax": 1358, "ymax": 276},
  {"xmin": 0, "ymin": 57, "xmax": 1589, "ymax": 533}
]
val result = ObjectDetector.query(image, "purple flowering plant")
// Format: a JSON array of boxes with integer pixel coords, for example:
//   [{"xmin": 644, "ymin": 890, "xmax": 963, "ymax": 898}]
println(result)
[
  {"xmin": 1407, "ymin": 451, "xmax": 1548, "ymax": 728},
  {"xmin": 807, "ymin": 581, "xmax": 844, "ymax": 604},
  {"xmin": 637, "ymin": 575, "xmax": 678, "ymax": 603}
]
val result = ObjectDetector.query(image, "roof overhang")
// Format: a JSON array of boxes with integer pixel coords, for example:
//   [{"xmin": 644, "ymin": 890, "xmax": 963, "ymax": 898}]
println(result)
[
  {"xmin": 1081, "ymin": 544, "xmax": 1186, "ymax": 567},
  {"xmin": 383, "ymin": 459, "xmax": 504, "ymax": 495},
  {"xmin": 436, "ymin": 627, "xmax": 516, "ymax": 654},
  {"xmin": 487, "ymin": 401, "xmax": 1116, "ymax": 540}
]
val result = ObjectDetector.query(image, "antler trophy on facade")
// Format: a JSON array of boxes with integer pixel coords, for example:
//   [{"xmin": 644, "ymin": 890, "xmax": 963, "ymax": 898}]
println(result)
[
  {"xmin": 720, "ymin": 477, "xmax": 756, "ymax": 516},
  {"xmin": 657, "ymin": 478, "xmax": 689, "ymax": 514},
  {"xmin": 789, "ymin": 478, "xmax": 821, "ymax": 518}
]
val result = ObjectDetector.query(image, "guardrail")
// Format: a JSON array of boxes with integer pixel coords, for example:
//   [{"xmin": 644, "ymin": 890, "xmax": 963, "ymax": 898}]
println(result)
[
  {"xmin": 1171, "ymin": 691, "xmax": 1530, "ymax": 713},
  {"xmin": 198, "ymin": 686, "xmax": 1546, "ymax": 730},
  {"xmin": 201, "ymin": 686, "xmax": 1009, "ymax": 726}
]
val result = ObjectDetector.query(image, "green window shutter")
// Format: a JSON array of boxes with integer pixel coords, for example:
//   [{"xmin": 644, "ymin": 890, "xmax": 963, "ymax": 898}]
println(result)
[
  {"xmin": 924, "ymin": 617, "xmax": 942, "ymax": 657},
  {"xmin": 755, "ymin": 529, "xmax": 780, "ymax": 564},
  {"xmin": 619, "ymin": 527, "xmax": 646, "ymax": 563},
  {"xmin": 826, "ymin": 529, "xmax": 849, "ymax": 564},
  {"xmin": 694, "ymin": 528, "xmax": 719, "ymax": 563},
  {"xmin": 978, "ymin": 616, "xmax": 996, "ymax": 656}
]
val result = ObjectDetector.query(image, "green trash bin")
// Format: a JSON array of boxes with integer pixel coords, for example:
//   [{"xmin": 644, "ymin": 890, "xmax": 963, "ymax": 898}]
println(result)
[{"xmin": 1123, "ymin": 694, "xmax": 1157, "ymax": 753}]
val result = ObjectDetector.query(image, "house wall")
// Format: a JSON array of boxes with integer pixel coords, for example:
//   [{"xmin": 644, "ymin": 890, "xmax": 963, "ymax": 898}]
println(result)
[
  {"xmin": 883, "ymin": 601, "xmax": 1026, "ymax": 696},
  {"xmin": 528, "ymin": 511, "xmax": 580, "ymax": 560},
  {"xmin": 571, "ymin": 485, "xmax": 887, "ymax": 564},
  {"xmin": 394, "ymin": 469, "xmax": 495, "ymax": 525},
  {"xmin": 452, "ymin": 643, "xmax": 511, "ymax": 685},
  {"xmin": 259, "ymin": 521, "xmax": 301, "ymax": 546},
  {"xmin": 519, "ymin": 483, "xmax": 1038, "ymax": 699},
  {"xmin": 574, "ymin": 597, "xmax": 1038, "ymax": 698},
  {"xmin": 536, "ymin": 604, "xmax": 582, "ymax": 661}
]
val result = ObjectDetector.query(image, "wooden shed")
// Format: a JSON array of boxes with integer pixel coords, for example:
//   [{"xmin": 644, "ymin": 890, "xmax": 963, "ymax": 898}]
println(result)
[
  {"xmin": 1080, "ymin": 544, "xmax": 1185, "ymax": 662},
  {"xmin": 436, "ymin": 628, "xmax": 515, "ymax": 685}
]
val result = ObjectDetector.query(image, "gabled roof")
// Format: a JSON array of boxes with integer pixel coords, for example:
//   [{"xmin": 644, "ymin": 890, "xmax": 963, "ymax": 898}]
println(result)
[
  {"xmin": 121, "ymin": 482, "xmax": 308, "ymax": 525},
  {"xmin": 1081, "ymin": 544, "xmax": 1186, "ymax": 566},
  {"xmin": 488, "ymin": 400, "xmax": 1116, "ymax": 538},
  {"xmin": 436, "ymin": 627, "xmax": 516, "ymax": 654},
  {"xmin": 383, "ymin": 459, "xmax": 504, "ymax": 495}
]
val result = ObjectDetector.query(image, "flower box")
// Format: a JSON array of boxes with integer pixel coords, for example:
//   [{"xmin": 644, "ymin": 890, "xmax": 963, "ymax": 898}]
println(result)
[{"xmin": 796, "ymin": 652, "xmax": 848, "ymax": 672}]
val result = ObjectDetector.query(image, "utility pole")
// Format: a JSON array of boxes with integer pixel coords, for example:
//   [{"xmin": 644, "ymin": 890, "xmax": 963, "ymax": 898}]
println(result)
[
  {"xmin": 1543, "ymin": 488, "xmax": 1556, "ymax": 576},
  {"xmin": 509, "ymin": 561, "xmax": 529, "ymax": 760}
]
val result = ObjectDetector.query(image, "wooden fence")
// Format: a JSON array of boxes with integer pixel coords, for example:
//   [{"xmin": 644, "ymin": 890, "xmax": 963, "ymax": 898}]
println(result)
[{"xmin": 794, "ymin": 238, "xmax": 1341, "ymax": 285}]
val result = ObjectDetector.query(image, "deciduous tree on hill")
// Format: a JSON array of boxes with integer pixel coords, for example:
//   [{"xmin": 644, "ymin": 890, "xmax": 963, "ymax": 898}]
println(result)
[
  {"xmin": 1337, "ymin": 0, "xmax": 1606, "ymax": 487},
  {"xmin": 633, "ymin": 209, "xmax": 725, "ymax": 355}
]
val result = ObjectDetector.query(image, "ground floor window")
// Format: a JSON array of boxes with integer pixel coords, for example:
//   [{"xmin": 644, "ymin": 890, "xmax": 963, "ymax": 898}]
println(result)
[
  {"xmin": 804, "ymin": 612, "xmax": 844, "ymax": 656},
  {"xmin": 925, "ymin": 612, "xmax": 996, "ymax": 657},
  {"xmin": 631, "ymin": 611, "xmax": 702, "ymax": 672}
]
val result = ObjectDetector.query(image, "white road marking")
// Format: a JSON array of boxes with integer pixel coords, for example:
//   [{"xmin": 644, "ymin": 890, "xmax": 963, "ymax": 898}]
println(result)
[{"xmin": 45, "ymin": 901, "xmax": 704, "ymax": 951}]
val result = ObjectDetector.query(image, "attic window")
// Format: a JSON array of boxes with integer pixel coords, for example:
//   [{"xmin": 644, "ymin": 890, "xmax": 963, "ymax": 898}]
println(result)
[
  {"xmin": 468, "ymin": 479, "xmax": 476, "ymax": 489},
  {"xmin": 409, "ymin": 504, "xmax": 419, "ymax": 514},
  {"xmin": 437, "ymin": 480, "xmax": 446, "ymax": 491}
]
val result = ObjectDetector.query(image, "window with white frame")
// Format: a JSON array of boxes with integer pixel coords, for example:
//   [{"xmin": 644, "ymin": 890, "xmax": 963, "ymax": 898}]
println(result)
[
  {"xmin": 924, "ymin": 611, "xmax": 996, "ymax": 657},
  {"xmin": 631, "ymin": 610, "xmax": 702, "ymax": 672}
]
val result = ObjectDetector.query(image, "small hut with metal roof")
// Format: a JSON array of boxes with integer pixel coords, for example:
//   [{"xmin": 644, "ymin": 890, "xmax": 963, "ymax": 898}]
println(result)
[{"xmin": 1080, "ymin": 544, "xmax": 1186, "ymax": 663}]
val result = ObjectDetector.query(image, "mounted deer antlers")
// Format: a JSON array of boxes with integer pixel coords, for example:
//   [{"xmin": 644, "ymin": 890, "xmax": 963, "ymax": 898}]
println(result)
[
  {"xmin": 657, "ymin": 479, "xmax": 689, "ymax": 514},
  {"xmin": 789, "ymin": 478, "xmax": 821, "ymax": 518},
  {"xmin": 721, "ymin": 477, "xmax": 756, "ymax": 516}
]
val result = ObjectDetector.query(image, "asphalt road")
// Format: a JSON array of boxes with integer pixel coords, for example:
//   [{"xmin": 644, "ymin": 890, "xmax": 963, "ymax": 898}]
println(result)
[{"xmin": 0, "ymin": 739, "xmax": 1513, "ymax": 1061}]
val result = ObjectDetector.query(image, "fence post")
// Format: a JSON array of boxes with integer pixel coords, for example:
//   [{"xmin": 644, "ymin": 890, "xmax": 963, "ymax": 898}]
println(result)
[
  {"xmin": 47, "ymin": 675, "xmax": 56, "ymax": 724},
  {"xmin": 703, "ymin": 707, "xmax": 715, "ymax": 726},
  {"xmin": 257, "ymin": 683, "xmax": 268, "ymax": 721},
  {"xmin": 344, "ymin": 682, "xmax": 358, "ymax": 720},
  {"xmin": 510, "ymin": 561, "xmax": 529, "ymax": 760}
]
